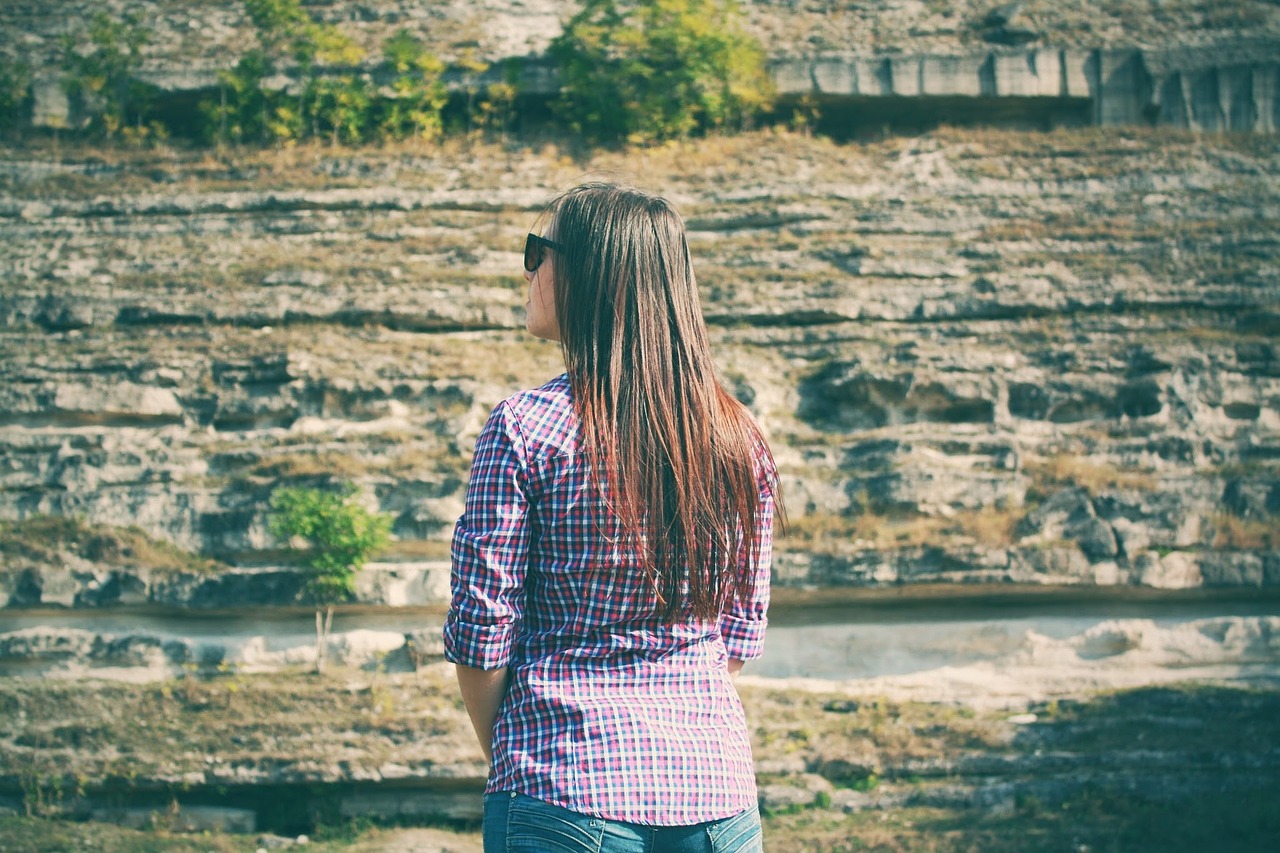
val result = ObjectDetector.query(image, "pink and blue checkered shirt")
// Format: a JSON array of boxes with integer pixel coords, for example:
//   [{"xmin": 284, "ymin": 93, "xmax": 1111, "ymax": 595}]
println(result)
[{"xmin": 443, "ymin": 373, "xmax": 776, "ymax": 826}]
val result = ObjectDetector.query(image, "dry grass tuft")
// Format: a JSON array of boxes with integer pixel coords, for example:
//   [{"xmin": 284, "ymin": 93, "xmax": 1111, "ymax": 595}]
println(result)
[
  {"xmin": 1212, "ymin": 513, "xmax": 1280, "ymax": 550},
  {"xmin": 783, "ymin": 506, "xmax": 1022, "ymax": 551},
  {"xmin": 1026, "ymin": 454, "xmax": 1157, "ymax": 495},
  {"xmin": 0, "ymin": 515, "xmax": 222, "ymax": 574},
  {"xmin": 246, "ymin": 451, "xmax": 370, "ymax": 481}
]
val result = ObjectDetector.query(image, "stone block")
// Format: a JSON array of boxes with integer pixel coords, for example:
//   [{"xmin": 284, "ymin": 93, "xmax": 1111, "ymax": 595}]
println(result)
[
  {"xmin": 1092, "ymin": 50, "xmax": 1153, "ymax": 125},
  {"xmin": 758, "ymin": 782, "xmax": 820, "ymax": 812},
  {"xmin": 327, "ymin": 629, "xmax": 406, "ymax": 668},
  {"xmin": 859, "ymin": 57, "xmax": 894, "ymax": 96},
  {"xmin": 1061, "ymin": 49, "xmax": 1093, "ymax": 98},
  {"xmin": 1253, "ymin": 64, "xmax": 1278, "ymax": 134},
  {"xmin": 357, "ymin": 561, "xmax": 450, "ymax": 607},
  {"xmin": 30, "ymin": 74, "xmax": 70, "ymax": 129},
  {"xmin": 812, "ymin": 59, "xmax": 859, "ymax": 96},
  {"xmin": 889, "ymin": 57, "xmax": 923, "ymax": 97},
  {"xmin": 52, "ymin": 382, "xmax": 183, "ymax": 421},
  {"xmin": 919, "ymin": 55, "xmax": 985, "ymax": 97},
  {"xmin": 993, "ymin": 50, "xmax": 1063, "ymax": 97},
  {"xmin": 769, "ymin": 60, "xmax": 808, "ymax": 96},
  {"xmin": 1111, "ymin": 517, "xmax": 1153, "ymax": 560},
  {"xmin": 1134, "ymin": 551, "xmax": 1204, "ymax": 589},
  {"xmin": 1199, "ymin": 552, "xmax": 1265, "ymax": 586}
]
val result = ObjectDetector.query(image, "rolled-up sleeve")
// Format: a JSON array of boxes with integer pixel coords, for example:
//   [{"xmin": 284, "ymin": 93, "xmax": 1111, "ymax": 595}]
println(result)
[
  {"xmin": 443, "ymin": 401, "xmax": 530, "ymax": 670},
  {"xmin": 720, "ymin": 449, "xmax": 777, "ymax": 661}
]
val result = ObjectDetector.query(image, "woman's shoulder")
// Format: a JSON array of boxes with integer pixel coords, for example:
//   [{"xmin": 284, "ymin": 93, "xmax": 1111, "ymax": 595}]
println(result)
[
  {"xmin": 501, "ymin": 373, "xmax": 572, "ymax": 416},
  {"xmin": 493, "ymin": 374, "xmax": 577, "ymax": 451}
]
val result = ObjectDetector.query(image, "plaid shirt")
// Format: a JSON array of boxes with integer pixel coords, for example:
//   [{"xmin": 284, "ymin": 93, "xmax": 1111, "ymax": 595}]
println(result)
[{"xmin": 443, "ymin": 373, "xmax": 776, "ymax": 826}]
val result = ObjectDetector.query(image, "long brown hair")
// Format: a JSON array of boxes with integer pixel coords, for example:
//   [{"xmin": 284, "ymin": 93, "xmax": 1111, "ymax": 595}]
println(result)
[{"xmin": 546, "ymin": 182, "xmax": 776, "ymax": 622}]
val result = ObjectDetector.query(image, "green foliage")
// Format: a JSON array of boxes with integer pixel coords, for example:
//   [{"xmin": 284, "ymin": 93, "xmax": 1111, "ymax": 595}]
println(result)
[
  {"xmin": 0, "ymin": 57, "xmax": 32, "ymax": 132},
  {"xmin": 306, "ymin": 74, "xmax": 373, "ymax": 145},
  {"xmin": 59, "ymin": 11, "xmax": 163, "ymax": 142},
  {"xmin": 476, "ymin": 68, "xmax": 520, "ymax": 141},
  {"xmin": 204, "ymin": 3, "xmax": 449, "ymax": 146},
  {"xmin": 378, "ymin": 30, "xmax": 448, "ymax": 141},
  {"xmin": 549, "ymin": 0, "xmax": 773, "ymax": 144},
  {"xmin": 203, "ymin": 50, "xmax": 274, "ymax": 144},
  {"xmin": 204, "ymin": 0, "xmax": 366, "ymax": 145},
  {"xmin": 268, "ymin": 483, "xmax": 391, "ymax": 606},
  {"xmin": 244, "ymin": 0, "xmax": 308, "ymax": 51}
]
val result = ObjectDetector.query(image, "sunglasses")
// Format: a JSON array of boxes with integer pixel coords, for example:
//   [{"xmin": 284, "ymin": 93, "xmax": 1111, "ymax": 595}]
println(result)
[{"xmin": 524, "ymin": 233, "xmax": 565, "ymax": 272}]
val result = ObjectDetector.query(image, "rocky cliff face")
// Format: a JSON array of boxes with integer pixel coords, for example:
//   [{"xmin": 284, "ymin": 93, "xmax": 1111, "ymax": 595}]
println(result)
[
  {"xmin": 3, "ymin": 1, "xmax": 1279, "ymax": 133},
  {"xmin": 1, "ymin": 127, "xmax": 1277, "ymax": 605}
]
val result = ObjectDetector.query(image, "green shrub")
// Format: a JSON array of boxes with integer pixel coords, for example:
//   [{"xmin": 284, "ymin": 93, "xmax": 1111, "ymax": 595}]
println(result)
[
  {"xmin": 204, "ymin": 3, "xmax": 448, "ymax": 146},
  {"xmin": 204, "ymin": 0, "xmax": 362, "ymax": 145},
  {"xmin": 377, "ymin": 30, "xmax": 448, "ymax": 141},
  {"xmin": 549, "ymin": 0, "xmax": 773, "ymax": 144},
  {"xmin": 306, "ymin": 73, "xmax": 373, "ymax": 145},
  {"xmin": 269, "ymin": 484, "xmax": 392, "ymax": 673},
  {"xmin": 0, "ymin": 58, "xmax": 32, "ymax": 132},
  {"xmin": 203, "ymin": 49, "xmax": 276, "ymax": 144},
  {"xmin": 59, "ymin": 11, "xmax": 161, "ymax": 142}
]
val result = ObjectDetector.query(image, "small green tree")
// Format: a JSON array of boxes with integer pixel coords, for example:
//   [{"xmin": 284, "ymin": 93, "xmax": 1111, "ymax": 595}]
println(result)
[
  {"xmin": 0, "ymin": 58, "xmax": 32, "ymax": 134},
  {"xmin": 301, "ymin": 18, "xmax": 370, "ymax": 144},
  {"xmin": 377, "ymin": 30, "xmax": 448, "ymax": 141},
  {"xmin": 206, "ymin": 0, "xmax": 370, "ymax": 146},
  {"xmin": 476, "ymin": 70, "xmax": 520, "ymax": 143},
  {"xmin": 203, "ymin": 49, "xmax": 273, "ymax": 145},
  {"xmin": 59, "ymin": 11, "xmax": 159, "ymax": 141},
  {"xmin": 549, "ymin": 0, "xmax": 773, "ymax": 144},
  {"xmin": 207, "ymin": 0, "xmax": 316, "ymax": 145},
  {"xmin": 269, "ymin": 484, "xmax": 391, "ymax": 674}
]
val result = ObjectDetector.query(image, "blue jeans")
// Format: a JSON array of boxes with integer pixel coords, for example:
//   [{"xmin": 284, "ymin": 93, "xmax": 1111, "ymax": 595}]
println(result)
[{"xmin": 483, "ymin": 791, "xmax": 764, "ymax": 853}]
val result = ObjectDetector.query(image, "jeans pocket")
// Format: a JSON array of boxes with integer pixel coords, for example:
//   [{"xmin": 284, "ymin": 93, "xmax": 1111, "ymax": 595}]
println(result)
[
  {"xmin": 706, "ymin": 804, "xmax": 763, "ymax": 853},
  {"xmin": 503, "ymin": 792, "xmax": 605, "ymax": 853}
]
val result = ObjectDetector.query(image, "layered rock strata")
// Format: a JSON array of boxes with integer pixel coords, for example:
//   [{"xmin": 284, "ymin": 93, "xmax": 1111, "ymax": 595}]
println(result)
[{"xmin": 0, "ymin": 128, "xmax": 1277, "ymax": 600}]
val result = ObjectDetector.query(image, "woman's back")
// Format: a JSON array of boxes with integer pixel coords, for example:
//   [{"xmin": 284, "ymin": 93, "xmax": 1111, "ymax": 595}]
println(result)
[
  {"xmin": 445, "ymin": 183, "xmax": 779, "ymax": 848},
  {"xmin": 447, "ymin": 373, "xmax": 776, "ymax": 824}
]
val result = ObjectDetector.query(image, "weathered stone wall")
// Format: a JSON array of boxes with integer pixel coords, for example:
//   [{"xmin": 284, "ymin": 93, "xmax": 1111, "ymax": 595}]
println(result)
[
  {"xmin": 1, "ymin": 127, "xmax": 1277, "ymax": 599},
  {"xmin": 773, "ymin": 43, "xmax": 1280, "ymax": 132}
]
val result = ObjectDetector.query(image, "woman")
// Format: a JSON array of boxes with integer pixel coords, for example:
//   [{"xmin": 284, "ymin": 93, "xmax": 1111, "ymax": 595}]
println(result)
[{"xmin": 443, "ymin": 183, "xmax": 779, "ymax": 852}]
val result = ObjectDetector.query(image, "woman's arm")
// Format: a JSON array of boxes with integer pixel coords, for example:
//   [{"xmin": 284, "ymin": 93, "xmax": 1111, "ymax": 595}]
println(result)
[
  {"xmin": 728, "ymin": 658, "xmax": 745, "ymax": 678},
  {"xmin": 456, "ymin": 664, "xmax": 510, "ymax": 764}
]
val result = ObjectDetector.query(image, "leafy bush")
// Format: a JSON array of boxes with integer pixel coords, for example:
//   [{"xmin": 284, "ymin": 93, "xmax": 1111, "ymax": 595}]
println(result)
[
  {"xmin": 269, "ymin": 484, "xmax": 392, "ymax": 673},
  {"xmin": 59, "ymin": 11, "xmax": 164, "ymax": 142},
  {"xmin": 0, "ymin": 58, "xmax": 32, "ymax": 132},
  {"xmin": 269, "ymin": 483, "xmax": 391, "ymax": 603},
  {"xmin": 202, "ymin": 49, "xmax": 277, "ymax": 144},
  {"xmin": 377, "ymin": 30, "xmax": 448, "ymax": 141},
  {"xmin": 549, "ymin": 0, "xmax": 773, "ymax": 144},
  {"xmin": 204, "ymin": 2, "xmax": 449, "ymax": 146},
  {"xmin": 206, "ymin": 0, "xmax": 364, "ymax": 145}
]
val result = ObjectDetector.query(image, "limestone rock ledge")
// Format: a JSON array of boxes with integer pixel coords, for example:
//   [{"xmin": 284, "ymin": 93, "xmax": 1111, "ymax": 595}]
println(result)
[
  {"xmin": 3, "ymin": 547, "xmax": 1278, "ymax": 615},
  {"xmin": 0, "ymin": 561, "xmax": 449, "ymax": 610},
  {"xmin": 772, "ymin": 41, "xmax": 1280, "ymax": 133}
]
